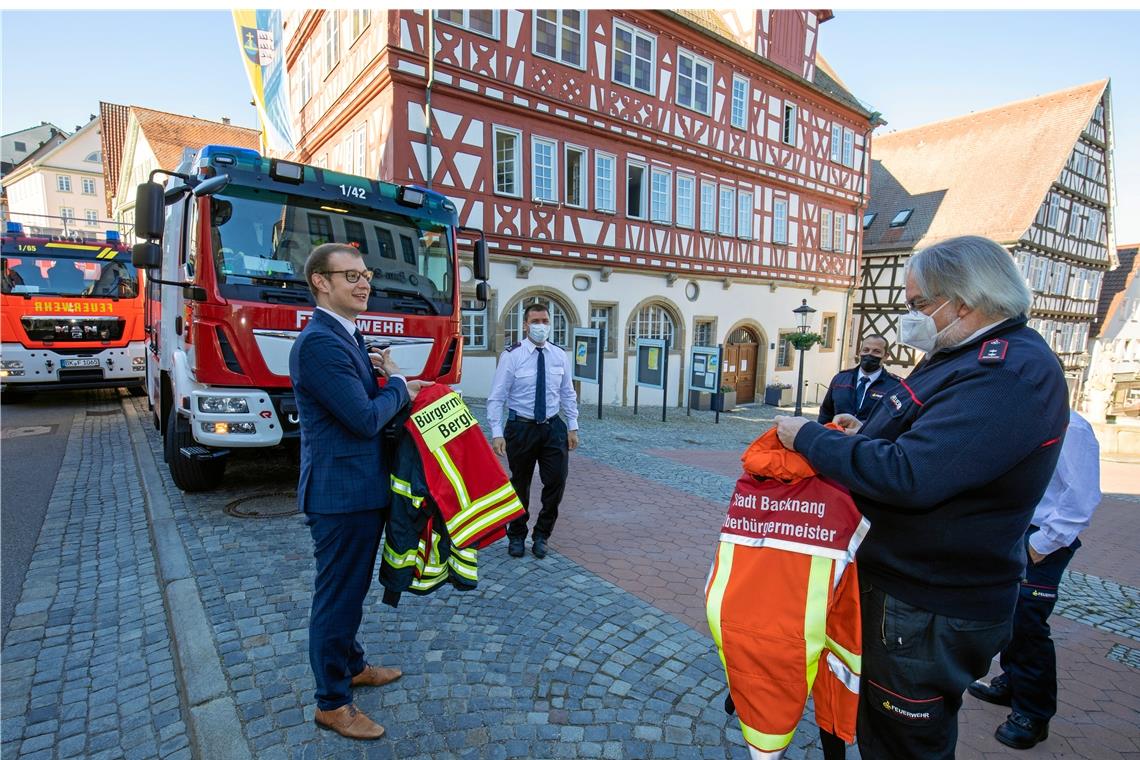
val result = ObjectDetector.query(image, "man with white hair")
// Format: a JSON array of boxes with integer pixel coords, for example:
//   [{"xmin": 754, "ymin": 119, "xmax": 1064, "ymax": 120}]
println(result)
[{"xmin": 774, "ymin": 235, "xmax": 1069, "ymax": 759}]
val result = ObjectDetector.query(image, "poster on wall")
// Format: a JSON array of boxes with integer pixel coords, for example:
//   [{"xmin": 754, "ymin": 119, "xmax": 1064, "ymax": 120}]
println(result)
[
  {"xmin": 571, "ymin": 327, "xmax": 601, "ymax": 384},
  {"xmin": 635, "ymin": 339, "xmax": 667, "ymax": 389}
]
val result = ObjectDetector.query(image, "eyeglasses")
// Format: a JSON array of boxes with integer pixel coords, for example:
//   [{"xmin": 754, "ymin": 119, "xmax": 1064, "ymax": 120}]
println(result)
[
  {"xmin": 320, "ymin": 269, "xmax": 374, "ymax": 284},
  {"xmin": 905, "ymin": 295, "xmax": 938, "ymax": 312}
]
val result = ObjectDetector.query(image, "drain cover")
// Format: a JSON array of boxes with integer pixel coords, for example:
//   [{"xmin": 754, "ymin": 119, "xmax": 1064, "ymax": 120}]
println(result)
[{"xmin": 224, "ymin": 491, "xmax": 297, "ymax": 519}]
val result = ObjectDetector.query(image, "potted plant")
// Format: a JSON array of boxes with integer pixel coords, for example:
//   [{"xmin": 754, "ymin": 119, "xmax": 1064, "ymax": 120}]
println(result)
[
  {"xmin": 714, "ymin": 383, "xmax": 737, "ymax": 412},
  {"xmin": 765, "ymin": 382, "xmax": 792, "ymax": 406}
]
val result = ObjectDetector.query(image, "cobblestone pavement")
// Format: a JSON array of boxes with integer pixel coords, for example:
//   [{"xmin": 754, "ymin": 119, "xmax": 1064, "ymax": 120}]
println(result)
[{"xmin": 1, "ymin": 394, "xmax": 1137, "ymax": 759}]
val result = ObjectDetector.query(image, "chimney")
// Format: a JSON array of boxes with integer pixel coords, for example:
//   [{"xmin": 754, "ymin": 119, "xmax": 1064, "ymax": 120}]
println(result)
[{"xmin": 221, "ymin": 117, "xmax": 231, "ymax": 126}]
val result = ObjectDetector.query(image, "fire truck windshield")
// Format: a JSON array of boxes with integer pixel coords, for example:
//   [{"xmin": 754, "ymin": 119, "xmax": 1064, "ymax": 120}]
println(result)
[
  {"xmin": 209, "ymin": 187, "xmax": 454, "ymax": 315},
  {"xmin": 1, "ymin": 245, "xmax": 139, "ymax": 298}
]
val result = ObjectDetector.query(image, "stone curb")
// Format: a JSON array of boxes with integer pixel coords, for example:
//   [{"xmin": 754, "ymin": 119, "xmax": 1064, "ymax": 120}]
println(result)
[{"xmin": 123, "ymin": 398, "xmax": 252, "ymax": 760}]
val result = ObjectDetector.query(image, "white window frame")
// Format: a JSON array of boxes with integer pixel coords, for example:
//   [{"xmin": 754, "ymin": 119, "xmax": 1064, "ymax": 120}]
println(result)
[
  {"xmin": 737, "ymin": 191, "xmax": 753, "ymax": 240},
  {"xmin": 461, "ymin": 296, "xmax": 488, "ymax": 350},
  {"xmin": 626, "ymin": 160, "xmax": 648, "ymax": 220},
  {"xmin": 782, "ymin": 103, "xmax": 797, "ymax": 146},
  {"xmin": 493, "ymin": 126, "xmax": 522, "ymax": 198},
  {"xmin": 842, "ymin": 128, "xmax": 854, "ymax": 167},
  {"xmin": 299, "ymin": 54, "xmax": 312, "ymax": 104},
  {"xmin": 433, "ymin": 10, "xmax": 499, "ymax": 39},
  {"xmin": 57, "ymin": 175, "xmax": 71, "ymax": 192},
  {"xmin": 676, "ymin": 49, "xmax": 713, "ymax": 115},
  {"xmin": 612, "ymin": 20, "xmax": 655, "ymax": 95},
  {"xmin": 700, "ymin": 181, "xmax": 716, "ymax": 233},
  {"xmin": 351, "ymin": 9, "xmax": 371, "ymax": 41},
  {"xmin": 820, "ymin": 210, "xmax": 833, "ymax": 251},
  {"xmin": 650, "ymin": 168, "xmax": 672, "ymax": 224},
  {"xmin": 353, "ymin": 124, "xmax": 367, "ymax": 176},
  {"xmin": 594, "ymin": 151, "xmax": 616, "ymax": 213},
  {"xmin": 60, "ymin": 206, "xmax": 75, "ymax": 220},
  {"xmin": 730, "ymin": 75, "xmax": 749, "ymax": 130},
  {"xmin": 81, "ymin": 177, "xmax": 96, "ymax": 195},
  {"xmin": 324, "ymin": 11, "xmax": 340, "ymax": 75},
  {"xmin": 533, "ymin": 10, "xmax": 585, "ymax": 69},
  {"xmin": 1030, "ymin": 256, "xmax": 1049, "ymax": 291},
  {"xmin": 1047, "ymin": 195, "xmax": 1060, "ymax": 229},
  {"xmin": 564, "ymin": 144, "xmax": 588, "ymax": 209},
  {"xmin": 773, "ymin": 199, "xmax": 789, "ymax": 244},
  {"xmin": 84, "ymin": 209, "xmax": 98, "ymax": 224},
  {"xmin": 830, "ymin": 124, "xmax": 843, "ymax": 163},
  {"xmin": 718, "ymin": 186, "xmax": 736, "ymax": 237},
  {"xmin": 531, "ymin": 137, "xmax": 558, "ymax": 203},
  {"xmin": 676, "ymin": 174, "xmax": 695, "ymax": 229},
  {"xmin": 833, "ymin": 213, "xmax": 846, "ymax": 253}
]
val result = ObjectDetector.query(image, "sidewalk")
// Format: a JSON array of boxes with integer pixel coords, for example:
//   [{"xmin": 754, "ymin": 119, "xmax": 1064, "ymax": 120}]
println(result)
[{"xmin": 0, "ymin": 395, "xmax": 1136, "ymax": 759}]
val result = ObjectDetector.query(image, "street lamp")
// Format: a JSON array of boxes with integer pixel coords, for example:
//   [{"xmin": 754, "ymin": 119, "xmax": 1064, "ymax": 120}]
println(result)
[{"xmin": 792, "ymin": 298, "xmax": 816, "ymax": 417}]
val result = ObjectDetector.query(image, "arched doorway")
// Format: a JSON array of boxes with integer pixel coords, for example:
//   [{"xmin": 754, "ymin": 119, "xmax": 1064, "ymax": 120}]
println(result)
[{"xmin": 724, "ymin": 327, "xmax": 760, "ymax": 403}]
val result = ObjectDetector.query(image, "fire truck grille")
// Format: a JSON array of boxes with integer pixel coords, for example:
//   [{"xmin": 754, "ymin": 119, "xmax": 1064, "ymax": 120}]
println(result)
[{"xmin": 20, "ymin": 316, "xmax": 126, "ymax": 342}]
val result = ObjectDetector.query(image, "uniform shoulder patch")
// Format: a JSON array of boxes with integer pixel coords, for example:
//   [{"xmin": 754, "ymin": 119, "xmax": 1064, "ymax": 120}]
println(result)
[
  {"xmin": 504, "ymin": 341, "xmax": 522, "ymax": 353},
  {"xmin": 978, "ymin": 338, "xmax": 1008, "ymax": 364}
]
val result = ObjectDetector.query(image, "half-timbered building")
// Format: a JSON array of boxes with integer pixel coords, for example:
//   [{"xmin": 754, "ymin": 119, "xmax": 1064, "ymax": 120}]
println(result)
[
  {"xmin": 855, "ymin": 80, "xmax": 1117, "ymax": 404},
  {"xmin": 281, "ymin": 9, "xmax": 877, "ymax": 405}
]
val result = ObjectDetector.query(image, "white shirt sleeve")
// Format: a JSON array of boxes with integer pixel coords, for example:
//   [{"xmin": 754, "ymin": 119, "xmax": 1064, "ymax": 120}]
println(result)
[
  {"xmin": 1029, "ymin": 412, "xmax": 1102, "ymax": 556},
  {"xmin": 486, "ymin": 350, "xmax": 514, "ymax": 438},
  {"xmin": 559, "ymin": 346, "xmax": 580, "ymax": 432}
]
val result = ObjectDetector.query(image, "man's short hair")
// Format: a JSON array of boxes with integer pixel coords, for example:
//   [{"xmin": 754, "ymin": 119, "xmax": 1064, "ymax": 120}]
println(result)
[
  {"xmin": 905, "ymin": 235, "xmax": 1031, "ymax": 319},
  {"xmin": 523, "ymin": 302, "xmax": 549, "ymax": 322},
  {"xmin": 304, "ymin": 243, "xmax": 362, "ymax": 297},
  {"xmin": 862, "ymin": 333, "xmax": 889, "ymax": 349}
]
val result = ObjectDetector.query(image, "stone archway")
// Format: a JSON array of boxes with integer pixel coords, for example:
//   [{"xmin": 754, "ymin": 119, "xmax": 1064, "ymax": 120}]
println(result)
[{"xmin": 723, "ymin": 325, "xmax": 761, "ymax": 404}]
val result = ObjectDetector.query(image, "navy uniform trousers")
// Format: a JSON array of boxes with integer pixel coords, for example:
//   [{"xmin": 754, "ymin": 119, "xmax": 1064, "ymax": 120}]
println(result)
[
  {"xmin": 1000, "ymin": 528, "xmax": 1081, "ymax": 722},
  {"xmin": 504, "ymin": 413, "xmax": 568, "ymax": 540}
]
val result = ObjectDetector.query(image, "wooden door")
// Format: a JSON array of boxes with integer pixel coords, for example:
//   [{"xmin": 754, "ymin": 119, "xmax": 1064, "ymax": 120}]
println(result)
[{"xmin": 723, "ymin": 329, "xmax": 760, "ymax": 404}]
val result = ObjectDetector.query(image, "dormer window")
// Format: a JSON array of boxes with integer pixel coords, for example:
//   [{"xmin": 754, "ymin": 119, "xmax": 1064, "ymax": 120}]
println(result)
[
  {"xmin": 889, "ymin": 209, "xmax": 914, "ymax": 227},
  {"xmin": 863, "ymin": 212, "xmax": 876, "ymax": 229}
]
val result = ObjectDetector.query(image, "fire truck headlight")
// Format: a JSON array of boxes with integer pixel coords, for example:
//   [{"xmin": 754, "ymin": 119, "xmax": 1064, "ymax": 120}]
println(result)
[
  {"xmin": 201, "ymin": 421, "xmax": 257, "ymax": 435},
  {"xmin": 1, "ymin": 360, "xmax": 25, "ymax": 377},
  {"xmin": 197, "ymin": 396, "xmax": 250, "ymax": 414}
]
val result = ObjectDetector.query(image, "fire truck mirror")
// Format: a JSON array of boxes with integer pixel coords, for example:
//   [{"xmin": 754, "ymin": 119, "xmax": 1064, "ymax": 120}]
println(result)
[
  {"xmin": 475, "ymin": 281, "xmax": 489, "ymax": 305},
  {"xmin": 132, "ymin": 242, "xmax": 162, "ymax": 270},
  {"xmin": 193, "ymin": 174, "xmax": 231, "ymax": 198},
  {"xmin": 473, "ymin": 240, "xmax": 488, "ymax": 282},
  {"xmin": 135, "ymin": 182, "xmax": 167, "ymax": 240}
]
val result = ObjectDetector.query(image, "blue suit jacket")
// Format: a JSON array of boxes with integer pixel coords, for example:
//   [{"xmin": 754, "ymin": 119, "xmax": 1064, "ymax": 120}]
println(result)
[
  {"xmin": 817, "ymin": 366, "xmax": 900, "ymax": 424},
  {"xmin": 289, "ymin": 309, "xmax": 410, "ymax": 513}
]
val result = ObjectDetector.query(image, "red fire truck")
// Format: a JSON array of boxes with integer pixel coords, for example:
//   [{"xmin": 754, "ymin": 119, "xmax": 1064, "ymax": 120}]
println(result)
[
  {"xmin": 131, "ymin": 145, "xmax": 488, "ymax": 491},
  {"xmin": 1, "ymin": 219, "xmax": 145, "ymax": 398}
]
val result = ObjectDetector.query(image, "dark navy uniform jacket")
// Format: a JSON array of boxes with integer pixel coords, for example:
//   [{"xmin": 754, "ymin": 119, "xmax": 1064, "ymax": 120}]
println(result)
[
  {"xmin": 794, "ymin": 316, "xmax": 1069, "ymax": 620},
  {"xmin": 818, "ymin": 366, "xmax": 901, "ymax": 424}
]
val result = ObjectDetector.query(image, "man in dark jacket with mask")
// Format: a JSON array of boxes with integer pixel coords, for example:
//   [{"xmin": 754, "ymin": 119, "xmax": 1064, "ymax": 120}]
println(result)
[{"xmin": 818, "ymin": 334, "xmax": 899, "ymax": 424}]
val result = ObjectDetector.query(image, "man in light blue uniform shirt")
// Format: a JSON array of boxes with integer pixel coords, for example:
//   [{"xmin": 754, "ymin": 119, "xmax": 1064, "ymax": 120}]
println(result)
[
  {"xmin": 487, "ymin": 303, "xmax": 580, "ymax": 559},
  {"xmin": 968, "ymin": 408, "xmax": 1102, "ymax": 750}
]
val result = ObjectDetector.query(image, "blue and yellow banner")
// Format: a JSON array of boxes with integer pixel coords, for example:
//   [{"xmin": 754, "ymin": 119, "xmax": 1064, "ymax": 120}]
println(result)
[{"xmin": 232, "ymin": 9, "xmax": 295, "ymax": 153}]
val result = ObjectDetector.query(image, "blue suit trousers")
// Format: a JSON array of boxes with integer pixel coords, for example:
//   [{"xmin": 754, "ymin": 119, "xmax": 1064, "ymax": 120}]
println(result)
[{"xmin": 306, "ymin": 509, "xmax": 387, "ymax": 710}]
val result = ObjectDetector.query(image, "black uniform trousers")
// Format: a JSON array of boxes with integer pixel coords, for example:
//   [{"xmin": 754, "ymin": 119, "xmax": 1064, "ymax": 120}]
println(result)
[
  {"xmin": 857, "ymin": 583, "xmax": 1012, "ymax": 759},
  {"xmin": 999, "ymin": 528, "xmax": 1080, "ymax": 722},
  {"xmin": 504, "ymin": 414, "xmax": 568, "ymax": 540},
  {"xmin": 305, "ymin": 509, "xmax": 387, "ymax": 711}
]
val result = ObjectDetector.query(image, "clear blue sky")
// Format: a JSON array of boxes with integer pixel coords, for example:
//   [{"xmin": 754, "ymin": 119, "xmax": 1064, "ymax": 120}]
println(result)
[{"xmin": 3, "ymin": 10, "xmax": 1137, "ymax": 242}]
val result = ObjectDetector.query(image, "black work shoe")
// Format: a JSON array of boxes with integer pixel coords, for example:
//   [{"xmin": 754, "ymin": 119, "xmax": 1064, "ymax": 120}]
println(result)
[
  {"xmin": 531, "ymin": 536, "xmax": 547, "ymax": 559},
  {"xmin": 995, "ymin": 711, "xmax": 1049, "ymax": 750},
  {"xmin": 967, "ymin": 674, "xmax": 1011, "ymax": 707},
  {"xmin": 507, "ymin": 536, "xmax": 525, "ymax": 558}
]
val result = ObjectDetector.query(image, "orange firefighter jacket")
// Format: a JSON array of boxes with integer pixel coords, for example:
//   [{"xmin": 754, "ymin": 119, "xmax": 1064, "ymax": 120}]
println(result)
[{"xmin": 705, "ymin": 428, "xmax": 869, "ymax": 758}]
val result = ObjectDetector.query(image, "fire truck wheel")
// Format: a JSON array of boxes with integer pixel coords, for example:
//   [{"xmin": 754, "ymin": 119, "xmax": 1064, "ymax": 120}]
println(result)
[{"xmin": 165, "ymin": 405, "xmax": 227, "ymax": 492}]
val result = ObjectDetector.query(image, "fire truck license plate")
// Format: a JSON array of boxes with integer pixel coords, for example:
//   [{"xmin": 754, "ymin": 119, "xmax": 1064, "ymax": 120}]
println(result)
[{"xmin": 61, "ymin": 358, "xmax": 101, "ymax": 368}]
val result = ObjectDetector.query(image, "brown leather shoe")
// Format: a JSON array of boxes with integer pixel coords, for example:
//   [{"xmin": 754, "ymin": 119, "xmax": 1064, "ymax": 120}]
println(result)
[
  {"xmin": 314, "ymin": 703, "xmax": 385, "ymax": 740},
  {"xmin": 351, "ymin": 664, "xmax": 402, "ymax": 688}
]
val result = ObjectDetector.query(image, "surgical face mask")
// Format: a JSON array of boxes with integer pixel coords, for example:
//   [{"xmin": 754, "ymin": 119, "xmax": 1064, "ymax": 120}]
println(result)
[
  {"xmin": 527, "ymin": 323, "xmax": 550, "ymax": 344},
  {"xmin": 898, "ymin": 300, "xmax": 949, "ymax": 354},
  {"xmin": 859, "ymin": 354, "xmax": 882, "ymax": 372}
]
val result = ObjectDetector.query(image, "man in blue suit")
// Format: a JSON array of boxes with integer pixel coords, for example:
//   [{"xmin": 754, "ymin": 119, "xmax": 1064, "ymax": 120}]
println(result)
[
  {"xmin": 817, "ymin": 334, "xmax": 900, "ymax": 424},
  {"xmin": 290, "ymin": 242, "xmax": 432, "ymax": 740}
]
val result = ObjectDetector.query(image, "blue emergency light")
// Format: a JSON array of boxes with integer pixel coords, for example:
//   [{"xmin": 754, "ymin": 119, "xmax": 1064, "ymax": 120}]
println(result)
[
  {"xmin": 5, "ymin": 221, "xmax": 24, "ymax": 236},
  {"xmin": 105, "ymin": 230, "xmax": 121, "ymax": 243}
]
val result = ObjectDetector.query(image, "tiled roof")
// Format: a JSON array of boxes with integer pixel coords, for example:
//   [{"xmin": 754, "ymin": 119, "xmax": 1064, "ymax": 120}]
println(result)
[
  {"xmin": 131, "ymin": 107, "xmax": 259, "ymax": 173},
  {"xmin": 99, "ymin": 102, "xmax": 130, "ymax": 217},
  {"xmin": 1094, "ymin": 244, "xmax": 1138, "ymax": 337},
  {"xmin": 863, "ymin": 79, "xmax": 1109, "ymax": 253}
]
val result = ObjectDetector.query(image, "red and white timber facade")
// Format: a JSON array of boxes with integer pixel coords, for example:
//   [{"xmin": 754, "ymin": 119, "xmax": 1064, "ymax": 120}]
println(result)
[{"xmin": 282, "ymin": 10, "xmax": 876, "ymax": 406}]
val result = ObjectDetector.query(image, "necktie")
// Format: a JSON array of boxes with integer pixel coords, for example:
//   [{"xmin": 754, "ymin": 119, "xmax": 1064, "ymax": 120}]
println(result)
[
  {"xmin": 534, "ymin": 347, "xmax": 546, "ymax": 421},
  {"xmin": 856, "ymin": 375, "xmax": 869, "ymax": 409},
  {"xmin": 353, "ymin": 329, "xmax": 370, "ymax": 361}
]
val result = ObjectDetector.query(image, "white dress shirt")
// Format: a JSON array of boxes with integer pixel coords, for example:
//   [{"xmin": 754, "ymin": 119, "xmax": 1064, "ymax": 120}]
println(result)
[
  {"xmin": 486, "ymin": 338, "xmax": 580, "ymax": 438},
  {"xmin": 1029, "ymin": 410, "xmax": 1101, "ymax": 556}
]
